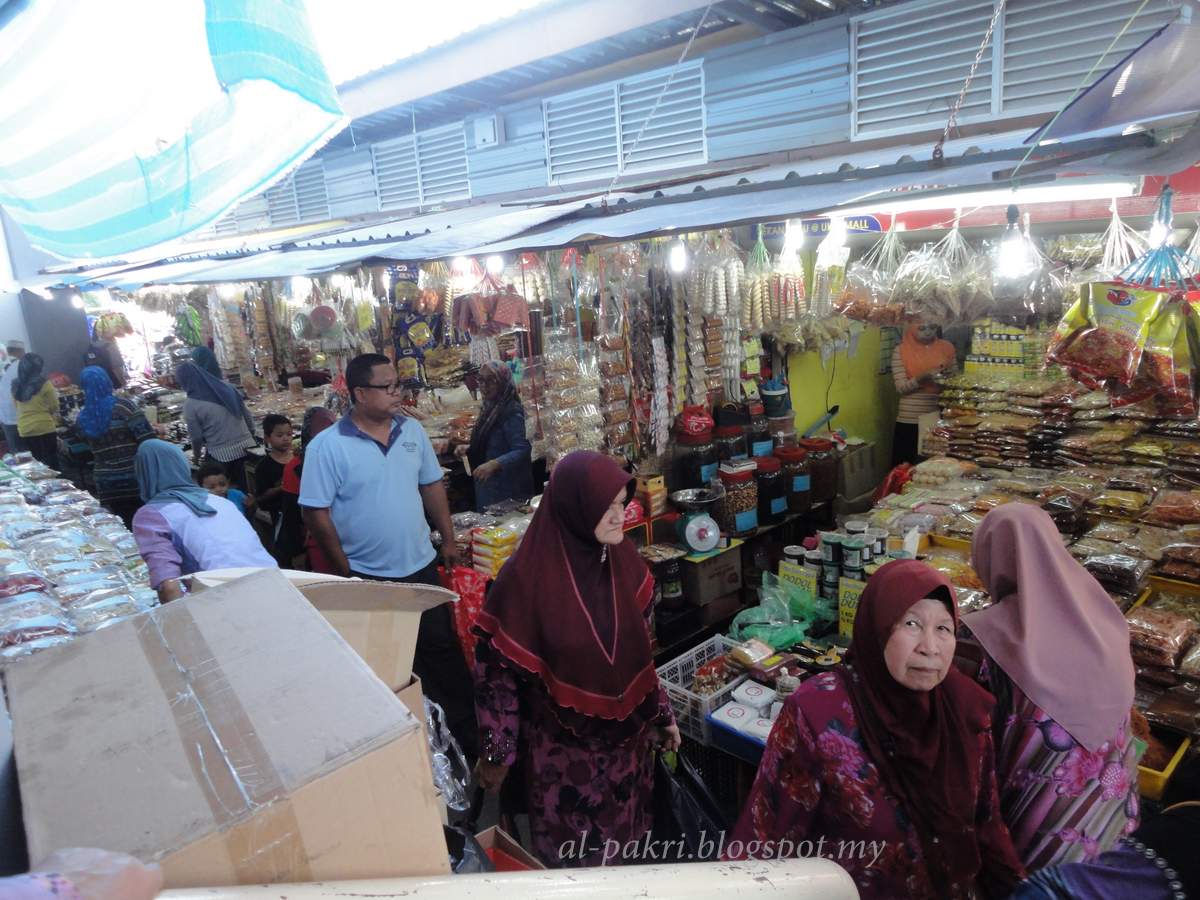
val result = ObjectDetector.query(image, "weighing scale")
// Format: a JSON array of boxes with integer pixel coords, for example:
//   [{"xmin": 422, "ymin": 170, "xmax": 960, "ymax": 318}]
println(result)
[{"xmin": 669, "ymin": 486, "xmax": 725, "ymax": 553}]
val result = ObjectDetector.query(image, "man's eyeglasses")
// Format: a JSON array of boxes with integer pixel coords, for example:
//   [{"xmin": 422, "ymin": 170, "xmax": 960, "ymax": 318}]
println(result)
[{"xmin": 358, "ymin": 382, "xmax": 404, "ymax": 395}]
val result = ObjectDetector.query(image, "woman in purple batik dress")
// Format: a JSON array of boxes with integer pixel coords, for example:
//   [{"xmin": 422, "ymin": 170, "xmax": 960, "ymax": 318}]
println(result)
[
  {"xmin": 965, "ymin": 504, "xmax": 1142, "ymax": 871},
  {"xmin": 472, "ymin": 450, "xmax": 681, "ymax": 868}
]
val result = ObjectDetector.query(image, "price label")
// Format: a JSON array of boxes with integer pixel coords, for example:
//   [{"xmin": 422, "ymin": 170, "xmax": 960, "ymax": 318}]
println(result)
[{"xmin": 778, "ymin": 560, "xmax": 817, "ymax": 600}]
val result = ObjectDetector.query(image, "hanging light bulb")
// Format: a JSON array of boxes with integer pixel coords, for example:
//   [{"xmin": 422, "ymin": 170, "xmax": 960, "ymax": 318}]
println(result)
[
  {"xmin": 1149, "ymin": 219, "xmax": 1172, "ymax": 248},
  {"xmin": 996, "ymin": 204, "xmax": 1034, "ymax": 278},
  {"xmin": 781, "ymin": 220, "xmax": 806, "ymax": 257},
  {"xmin": 486, "ymin": 255, "xmax": 505, "ymax": 275},
  {"xmin": 668, "ymin": 239, "xmax": 688, "ymax": 273},
  {"xmin": 452, "ymin": 256, "xmax": 472, "ymax": 274},
  {"xmin": 70, "ymin": 294, "xmax": 84, "ymax": 309},
  {"xmin": 290, "ymin": 276, "xmax": 312, "ymax": 299}
]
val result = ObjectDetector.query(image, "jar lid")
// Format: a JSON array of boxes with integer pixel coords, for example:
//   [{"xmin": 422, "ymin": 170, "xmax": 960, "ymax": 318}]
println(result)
[
  {"xmin": 676, "ymin": 430, "xmax": 713, "ymax": 446},
  {"xmin": 719, "ymin": 467, "xmax": 755, "ymax": 484},
  {"xmin": 773, "ymin": 446, "xmax": 808, "ymax": 462},
  {"xmin": 799, "ymin": 437, "xmax": 835, "ymax": 452},
  {"xmin": 713, "ymin": 425, "xmax": 744, "ymax": 438},
  {"xmin": 754, "ymin": 455, "xmax": 781, "ymax": 473}
]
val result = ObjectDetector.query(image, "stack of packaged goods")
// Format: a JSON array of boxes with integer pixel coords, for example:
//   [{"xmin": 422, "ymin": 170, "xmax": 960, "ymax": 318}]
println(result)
[
  {"xmin": 540, "ymin": 343, "xmax": 603, "ymax": 467},
  {"xmin": 1128, "ymin": 591, "xmax": 1200, "ymax": 689},
  {"xmin": 471, "ymin": 525, "xmax": 520, "ymax": 579},
  {"xmin": 598, "ymin": 343, "xmax": 634, "ymax": 460},
  {"xmin": 973, "ymin": 413, "xmax": 1039, "ymax": 469},
  {"xmin": 0, "ymin": 458, "xmax": 156, "ymax": 661},
  {"xmin": 635, "ymin": 475, "xmax": 668, "ymax": 520}
]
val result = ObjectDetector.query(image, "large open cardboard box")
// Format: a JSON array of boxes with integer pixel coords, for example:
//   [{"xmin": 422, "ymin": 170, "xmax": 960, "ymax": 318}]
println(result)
[{"xmin": 5, "ymin": 569, "xmax": 451, "ymax": 888}]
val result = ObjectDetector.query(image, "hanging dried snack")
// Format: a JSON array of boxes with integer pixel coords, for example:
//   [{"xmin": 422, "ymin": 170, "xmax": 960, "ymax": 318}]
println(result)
[
  {"xmin": 1047, "ymin": 283, "xmax": 1166, "ymax": 387},
  {"xmin": 1100, "ymin": 201, "xmax": 1148, "ymax": 279},
  {"xmin": 839, "ymin": 227, "xmax": 907, "ymax": 323}
]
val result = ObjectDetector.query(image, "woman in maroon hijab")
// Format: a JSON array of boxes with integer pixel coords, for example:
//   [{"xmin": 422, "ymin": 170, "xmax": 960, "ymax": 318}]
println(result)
[
  {"xmin": 966, "ymin": 504, "xmax": 1140, "ymax": 870},
  {"xmin": 472, "ymin": 450, "xmax": 680, "ymax": 867},
  {"xmin": 728, "ymin": 560, "xmax": 1024, "ymax": 899}
]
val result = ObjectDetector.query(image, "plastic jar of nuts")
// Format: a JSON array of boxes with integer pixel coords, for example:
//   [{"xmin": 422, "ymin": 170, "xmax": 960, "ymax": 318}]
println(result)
[
  {"xmin": 773, "ymin": 445, "xmax": 811, "ymax": 514},
  {"xmin": 718, "ymin": 461, "xmax": 759, "ymax": 536}
]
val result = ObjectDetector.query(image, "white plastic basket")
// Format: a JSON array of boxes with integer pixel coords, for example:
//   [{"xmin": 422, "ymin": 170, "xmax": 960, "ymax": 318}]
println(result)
[{"xmin": 656, "ymin": 636, "xmax": 746, "ymax": 745}]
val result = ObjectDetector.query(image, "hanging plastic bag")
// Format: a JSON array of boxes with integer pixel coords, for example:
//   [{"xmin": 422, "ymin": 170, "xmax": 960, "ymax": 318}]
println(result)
[
  {"xmin": 425, "ymin": 698, "xmax": 471, "ymax": 813},
  {"xmin": 839, "ymin": 227, "xmax": 907, "ymax": 323},
  {"xmin": 440, "ymin": 565, "xmax": 489, "ymax": 665},
  {"xmin": 1047, "ymin": 283, "xmax": 1166, "ymax": 387},
  {"xmin": 651, "ymin": 753, "xmax": 730, "ymax": 861}
]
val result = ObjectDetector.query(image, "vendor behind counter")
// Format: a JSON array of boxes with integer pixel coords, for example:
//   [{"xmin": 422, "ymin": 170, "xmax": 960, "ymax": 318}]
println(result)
[{"xmin": 458, "ymin": 361, "xmax": 533, "ymax": 512}]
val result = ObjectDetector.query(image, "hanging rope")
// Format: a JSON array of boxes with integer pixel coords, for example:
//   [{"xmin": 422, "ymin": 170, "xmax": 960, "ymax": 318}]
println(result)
[
  {"xmin": 603, "ymin": 1, "xmax": 715, "ymax": 201},
  {"xmin": 1009, "ymin": 0, "xmax": 1152, "ymax": 183},
  {"xmin": 932, "ymin": 0, "xmax": 1006, "ymax": 163}
]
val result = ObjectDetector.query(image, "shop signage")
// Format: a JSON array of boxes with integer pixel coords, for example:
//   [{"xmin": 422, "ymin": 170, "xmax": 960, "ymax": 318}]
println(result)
[{"xmin": 778, "ymin": 560, "xmax": 818, "ymax": 603}]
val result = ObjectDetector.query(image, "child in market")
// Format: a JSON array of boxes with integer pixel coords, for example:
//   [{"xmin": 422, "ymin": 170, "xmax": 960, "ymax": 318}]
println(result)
[
  {"xmin": 254, "ymin": 414, "xmax": 293, "ymax": 528},
  {"xmin": 199, "ymin": 461, "xmax": 254, "ymax": 521}
]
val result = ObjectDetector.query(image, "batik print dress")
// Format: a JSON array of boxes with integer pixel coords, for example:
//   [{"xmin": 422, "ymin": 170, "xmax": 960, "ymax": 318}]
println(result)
[{"xmin": 474, "ymin": 635, "xmax": 676, "ymax": 868}]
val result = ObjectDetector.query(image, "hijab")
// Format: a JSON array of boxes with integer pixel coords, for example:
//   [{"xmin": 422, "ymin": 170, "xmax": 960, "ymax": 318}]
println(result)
[
  {"xmin": 966, "ymin": 503, "xmax": 1134, "ymax": 751},
  {"xmin": 175, "ymin": 361, "xmax": 245, "ymax": 419},
  {"xmin": 467, "ymin": 361, "xmax": 520, "ymax": 467},
  {"xmin": 473, "ymin": 450, "xmax": 657, "ymax": 721},
  {"xmin": 12, "ymin": 354, "xmax": 46, "ymax": 403},
  {"xmin": 76, "ymin": 366, "xmax": 117, "ymax": 439},
  {"xmin": 191, "ymin": 346, "xmax": 223, "ymax": 379},
  {"xmin": 843, "ymin": 559, "xmax": 996, "ymax": 893},
  {"xmin": 134, "ymin": 439, "xmax": 214, "ymax": 517},
  {"xmin": 899, "ymin": 324, "xmax": 956, "ymax": 394}
]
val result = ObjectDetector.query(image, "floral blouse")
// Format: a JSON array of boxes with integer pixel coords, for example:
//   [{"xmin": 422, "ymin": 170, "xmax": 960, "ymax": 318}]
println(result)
[{"xmin": 727, "ymin": 669, "xmax": 1024, "ymax": 900}]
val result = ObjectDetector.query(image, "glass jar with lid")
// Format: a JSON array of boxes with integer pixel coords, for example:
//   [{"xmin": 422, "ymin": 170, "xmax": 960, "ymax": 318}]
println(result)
[
  {"xmin": 744, "ymin": 401, "xmax": 772, "ymax": 458},
  {"xmin": 799, "ymin": 437, "xmax": 837, "ymax": 504},
  {"xmin": 768, "ymin": 415, "xmax": 797, "ymax": 449},
  {"xmin": 755, "ymin": 455, "xmax": 787, "ymax": 526},
  {"xmin": 773, "ymin": 446, "xmax": 811, "ymax": 513},
  {"xmin": 717, "ymin": 461, "xmax": 758, "ymax": 536},
  {"xmin": 672, "ymin": 430, "xmax": 717, "ymax": 490},
  {"xmin": 713, "ymin": 425, "xmax": 748, "ymax": 462}
]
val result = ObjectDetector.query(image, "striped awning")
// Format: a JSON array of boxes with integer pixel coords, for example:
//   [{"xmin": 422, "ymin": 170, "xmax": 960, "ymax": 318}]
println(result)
[{"xmin": 0, "ymin": 0, "xmax": 346, "ymax": 260}]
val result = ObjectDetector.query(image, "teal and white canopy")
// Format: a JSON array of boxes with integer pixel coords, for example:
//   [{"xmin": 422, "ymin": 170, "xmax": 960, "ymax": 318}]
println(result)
[{"xmin": 0, "ymin": 0, "xmax": 346, "ymax": 259}]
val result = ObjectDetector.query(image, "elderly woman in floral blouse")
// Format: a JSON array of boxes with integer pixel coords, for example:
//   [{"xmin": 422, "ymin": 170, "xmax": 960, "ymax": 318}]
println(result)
[{"xmin": 728, "ymin": 560, "xmax": 1024, "ymax": 899}]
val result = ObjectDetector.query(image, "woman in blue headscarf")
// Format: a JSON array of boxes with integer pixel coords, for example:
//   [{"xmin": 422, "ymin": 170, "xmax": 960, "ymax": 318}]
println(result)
[
  {"xmin": 191, "ymin": 345, "xmax": 223, "ymax": 379},
  {"xmin": 175, "ymin": 361, "xmax": 257, "ymax": 491},
  {"xmin": 71, "ymin": 366, "xmax": 154, "ymax": 527},
  {"xmin": 131, "ymin": 440, "xmax": 275, "ymax": 602}
]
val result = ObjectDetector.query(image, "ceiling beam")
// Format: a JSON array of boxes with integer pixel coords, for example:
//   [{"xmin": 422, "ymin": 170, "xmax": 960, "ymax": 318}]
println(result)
[
  {"xmin": 722, "ymin": 0, "xmax": 798, "ymax": 32},
  {"xmin": 336, "ymin": 0, "xmax": 718, "ymax": 120}
]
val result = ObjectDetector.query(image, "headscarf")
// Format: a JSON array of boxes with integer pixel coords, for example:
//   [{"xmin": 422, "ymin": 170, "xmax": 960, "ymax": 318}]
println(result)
[
  {"xmin": 175, "ymin": 361, "xmax": 245, "ymax": 419},
  {"xmin": 76, "ymin": 366, "xmax": 117, "ymax": 439},
  {"xmin": 191, "ymin": 346, "xmax": 223, "ymax": 379},
  {"xmin": 12, "ymin": 354, "xmax": 46, "ymax": 403},
  {"xmin": 966, "ymin": 504, "xmax": 1134, "ymax": 751},
  {"xmin": 467, "ymin": 361, "xmax": 520, "ymax": 467},
  {"xmin": 843, "ymin": 559, "xmax": 996, "ymax": 894},
  {"xmin": 134, "ymin": 439, "xmax": 214, "ymax": 517},
  {"xmin": 473, "ymin": 450, "xmax": 657, "ymax": 721},
  {"xmin": 899, "ymin": 324, "xmax": 956, "ymax": 394}
]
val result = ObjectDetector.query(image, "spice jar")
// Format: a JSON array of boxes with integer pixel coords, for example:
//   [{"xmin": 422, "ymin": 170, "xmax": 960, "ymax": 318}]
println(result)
[
  {"xmin": 672, "ymin": 430, "xmax": 717, "ymax": 490},
  {"xmin": 799, "ymin": 437, "xmax": 837, "ymax": 504},
  {"xmin": 768, "ymin": 415, "xmax": 797, "ymax": 449},
  {"xmin": 755, "ymin": 455, "xmax": 787, "ymax": 526},
  {"xmin": 718, "ymin": 462, "xmax": 758, "ymax": 536},
  {"xmin": 713, "ymin": 425, "xmax": 748, "ymax": 462},
  {"xmin": 773, "ymin": 446, "xmax": 811, "ymax": 514},
  {"xmin": 744, "ymin": 402, "xmax": 773, "ymax": 458}
]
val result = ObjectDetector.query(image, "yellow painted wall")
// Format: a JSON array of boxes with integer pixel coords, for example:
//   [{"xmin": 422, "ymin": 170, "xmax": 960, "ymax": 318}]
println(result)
[{"xmin": 786, "ymin": 326, "xmax": 898, "ymax": 457}]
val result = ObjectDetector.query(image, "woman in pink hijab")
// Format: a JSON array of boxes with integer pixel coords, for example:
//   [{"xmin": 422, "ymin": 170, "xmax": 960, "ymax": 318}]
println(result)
[{"xmin": 966, "ymin": 504, "xmax": 1141, "ymax": 872}]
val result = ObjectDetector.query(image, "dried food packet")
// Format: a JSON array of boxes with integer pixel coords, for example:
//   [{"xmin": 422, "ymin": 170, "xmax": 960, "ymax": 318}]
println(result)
[
  {"xmin": 1048, "ymin": 283, "xmax": 1166, "ymax": 386},
  {"xmin": 1127, "ymin": 606, "xmax": 1198, "ymax": 668}
]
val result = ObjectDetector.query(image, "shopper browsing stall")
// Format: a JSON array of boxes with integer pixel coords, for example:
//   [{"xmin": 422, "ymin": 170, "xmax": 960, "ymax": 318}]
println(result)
[
  {"xmin": 299, "ymin": 353, "xmax": 475, "ymax": 756},
  {"xmin": 0, "ymin": 340, "xmax": 25, "ymax": 453},
  {"xmin": 728, "ymin": 560, "xmax": 1024, "ymax": 899},
  {"xmin": 891, "ymin": 321, "xmax": 957, "ymax": 466},
  {"xmin": 175, "ymin": 361, "xmax": 256, "ymax": 491},
  {"xmin": 966, "ymin": 504, "xmax": 1140, "ymax": 870},
  {"xmin": 12, "ymin": 354, "xmax": 59, "ymax": 470},
  {"xmin": 472, "ymin": 450, "xmax": 681, "ymax": 868},
  {"xmin": 277, "ymin": 407, "xmax": 335, "ymax": 570},
  {"xmin": 190, "ymin": 345, "xmax": 223, "ymax": 379},
  {"xmin": 131, "ymin": 439, "xmax": 276, "ymax": 602},
  {"xmin": 458, "ymin": 360, "xmax": 533, "ymax": 511},
  {"xmin": 72, "ymin": 365, "xmax": 155, "ymax": 526}
]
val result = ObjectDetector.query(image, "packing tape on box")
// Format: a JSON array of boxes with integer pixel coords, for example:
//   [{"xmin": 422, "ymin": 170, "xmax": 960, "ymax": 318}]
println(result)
[{"xmin": 136, "ymin": 606, "xmax": 312, "ymax": 884}]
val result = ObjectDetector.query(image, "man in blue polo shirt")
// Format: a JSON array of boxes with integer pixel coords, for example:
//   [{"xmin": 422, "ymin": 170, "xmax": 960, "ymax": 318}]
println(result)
[{"xmin": 301, "ymin": 353, "xmax": 475, "ymax": 756}]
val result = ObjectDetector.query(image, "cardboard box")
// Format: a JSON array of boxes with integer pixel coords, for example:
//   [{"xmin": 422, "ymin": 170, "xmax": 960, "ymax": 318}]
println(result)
[
  {"xmin": 6, "ymin": 569, "xmax": 449, "ymax": 888},
  {"xmin": 475, "ymin": 826, "xmax": 545, "ymax": 871},
  {"xmin": 682, "ymin": 544, "xmax": 743, "ymax": 607},
  {"xmin": 701, "ymin": 590, "xmax": 742, "ymax": 626}
]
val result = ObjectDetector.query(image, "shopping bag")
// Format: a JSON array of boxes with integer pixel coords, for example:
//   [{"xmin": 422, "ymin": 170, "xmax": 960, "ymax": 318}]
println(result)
[
  {"xmin": 439, "ymin": 565, "xmax": 489, "ymax": 665},
  {"xmin": 651, "ymin": 752, "xmax": 729, "ymax": 862}
]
